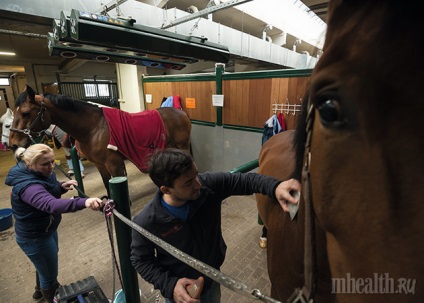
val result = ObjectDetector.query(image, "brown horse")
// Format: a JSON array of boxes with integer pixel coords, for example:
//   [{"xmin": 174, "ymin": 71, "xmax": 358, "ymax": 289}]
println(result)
[
  {"xmin": 256, "ymin": 130, "xmax": 334, "ymax": 302},
  {"xmin": 9, "ymin": 85, "xmax": 191, "ymax": 193},
  {"xmin": 260, "ymin": 1, "xmax": 424, "ymax": 302}
]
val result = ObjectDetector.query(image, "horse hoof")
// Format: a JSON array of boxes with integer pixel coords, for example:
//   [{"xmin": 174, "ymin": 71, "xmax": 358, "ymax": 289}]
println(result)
[
  {"xmin": 67, "ymin": 170, "xmax": 74, "ymax": 176},
  {"xmin": 259, "ymin": 237, "xmax": 267, "ymax": 249}
]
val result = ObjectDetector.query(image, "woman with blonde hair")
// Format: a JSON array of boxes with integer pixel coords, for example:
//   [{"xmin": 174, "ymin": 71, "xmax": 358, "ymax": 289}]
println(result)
[{"xmin": 5, "ymin": 144, "xmax": 103, "ymax": 302}]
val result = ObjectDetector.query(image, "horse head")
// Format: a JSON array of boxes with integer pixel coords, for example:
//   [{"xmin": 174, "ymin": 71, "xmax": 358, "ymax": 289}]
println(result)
[
  {"xmin": 9, "ymin": 85, "xmax": 52, "ymax": 150},
  {"xmin": 302, "ymin": 0, "xmax": 424, "ymax": 301},
  {"xmin": 0, "ymin": 108, "xmax": 14, "ymax": 147}
]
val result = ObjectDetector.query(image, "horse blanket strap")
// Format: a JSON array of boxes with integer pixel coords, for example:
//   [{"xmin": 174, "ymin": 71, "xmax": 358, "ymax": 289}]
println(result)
[{"xmin": 102, "ymin": 107, "xmax": 166, "ymax": 173}]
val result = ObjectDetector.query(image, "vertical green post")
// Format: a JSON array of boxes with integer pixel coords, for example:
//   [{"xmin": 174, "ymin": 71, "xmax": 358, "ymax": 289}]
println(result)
[
  {"xmin": 70, "ymin": 146, "xmax": 84, "ymax": 198},
  {"xmin": 215, "ymin": 63, "xmax": 225, "ymax": 126},
  {"xmin": 109, "ymin": 177, "xmax": 141, "ymax": 303}
]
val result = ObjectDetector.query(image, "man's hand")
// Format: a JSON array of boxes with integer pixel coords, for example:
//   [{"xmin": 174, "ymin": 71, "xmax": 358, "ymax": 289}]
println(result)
[
  {"xmin": 173, "ymin": 278, "xmax": 200, "ymax": 303},
  {"xmin": 274, "ymin": 178, "xmax": 301, "ymax": 212}
]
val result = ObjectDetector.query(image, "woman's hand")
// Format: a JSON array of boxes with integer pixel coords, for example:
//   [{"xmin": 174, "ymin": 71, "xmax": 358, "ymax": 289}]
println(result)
[
  {"xmin": 61, "ymin": 180, "xmax": 78, "ymax": 190},
  {"xmin": 85, "ymin": 198, "xmax": 104, "ymax": 210}
]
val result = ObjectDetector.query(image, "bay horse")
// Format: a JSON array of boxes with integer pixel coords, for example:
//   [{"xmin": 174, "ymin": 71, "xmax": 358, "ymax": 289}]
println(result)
[
  {"xmin": 256, "ymin": 130, "xmax": 334, "ymax": 302},
  {"xmin": 260, "ymin": 1, "xmax": 424, "ymax": 302},
  {"xmin": 9, "ymin": 85, "xmax": 191, "ymax": 194}
]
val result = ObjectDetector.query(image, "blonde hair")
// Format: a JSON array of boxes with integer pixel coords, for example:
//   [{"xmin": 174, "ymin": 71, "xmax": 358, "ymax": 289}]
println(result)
[{"xmin": 15, "ymin": 144, "xmax": 54, "ymax": 166}]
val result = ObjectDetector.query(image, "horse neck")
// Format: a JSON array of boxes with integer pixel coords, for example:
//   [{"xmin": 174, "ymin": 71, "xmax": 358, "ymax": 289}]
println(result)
[{"xmin": 43, "ymin": 96, "xmax": 101, "ymax": 142}]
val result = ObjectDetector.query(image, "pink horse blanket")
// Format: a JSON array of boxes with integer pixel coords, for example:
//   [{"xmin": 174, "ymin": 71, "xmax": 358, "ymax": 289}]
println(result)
[{"xmin": 102, "ymin": 107, "xmax": 166, "ymax": 172}]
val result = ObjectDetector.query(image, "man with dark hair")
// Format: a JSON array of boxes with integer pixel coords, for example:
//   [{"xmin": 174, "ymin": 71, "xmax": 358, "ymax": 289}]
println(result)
[{"xmin": 131, "ymin": 148, "xmax": 300, "ymax": 303}]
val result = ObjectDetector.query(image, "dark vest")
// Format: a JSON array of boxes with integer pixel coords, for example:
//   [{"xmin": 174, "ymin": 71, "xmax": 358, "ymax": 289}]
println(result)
[{"xmin": 6, "ymin": 162, "xmax": 63, "ymax": 238}]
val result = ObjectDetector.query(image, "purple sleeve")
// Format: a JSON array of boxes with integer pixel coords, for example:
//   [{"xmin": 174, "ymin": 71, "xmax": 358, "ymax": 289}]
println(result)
[{"xmin": 20, "ymin": 184, "xmax": 87, "ymax": 214}]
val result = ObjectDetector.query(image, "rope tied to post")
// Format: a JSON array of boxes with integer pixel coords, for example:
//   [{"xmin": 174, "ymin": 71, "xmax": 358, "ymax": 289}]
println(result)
[{"xmin": 102, "ymin": 198, "xmax": 123, "ymax": 302}]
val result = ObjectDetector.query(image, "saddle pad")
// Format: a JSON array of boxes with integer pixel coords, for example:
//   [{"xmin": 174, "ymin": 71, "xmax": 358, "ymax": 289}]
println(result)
[{"xmin": 102, "ymin": 107, "xmax": 166, "ymax": 172}]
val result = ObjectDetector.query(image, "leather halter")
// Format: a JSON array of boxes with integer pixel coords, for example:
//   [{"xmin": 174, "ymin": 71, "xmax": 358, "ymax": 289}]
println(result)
[
  {"xmin": 288, "ymin": 96, "xmax": 317, "ymax": 303},
  {"xmin": 10, "ymin": 95, "xmax": 48, "ymax": 144}
]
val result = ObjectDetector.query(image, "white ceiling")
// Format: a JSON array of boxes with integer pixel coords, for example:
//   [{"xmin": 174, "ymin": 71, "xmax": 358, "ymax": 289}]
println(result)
[{"xmin": 0, "ymin": 0, "xmax": 329, "ymax": 75}]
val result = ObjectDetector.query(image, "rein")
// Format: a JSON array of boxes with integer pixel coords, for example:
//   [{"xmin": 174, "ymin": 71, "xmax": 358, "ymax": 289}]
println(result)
[
  {"xmin": 288, "ymin": 96, "xmax": 317, "ymax": 303},
  {"xmin": 10, "ymin": 95, "xmax": 48, "ymax": 144}
]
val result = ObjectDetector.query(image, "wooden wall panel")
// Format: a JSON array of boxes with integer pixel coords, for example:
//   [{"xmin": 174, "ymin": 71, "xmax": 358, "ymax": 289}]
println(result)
[
  {"xmin": 143, "ymin": 74, "xmax": 309, "ymax": 129},
  {"xmin": 144, "ymin": 81, "xmax": 216, "ymax": 122}
]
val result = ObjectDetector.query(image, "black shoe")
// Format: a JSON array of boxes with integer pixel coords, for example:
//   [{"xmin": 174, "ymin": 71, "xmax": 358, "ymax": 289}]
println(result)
[
  {"xmin": 32, "ymin": 289, "xmax": 43, "ymax": 301},
  {"xmin": 41, "ymin": 285, "xmax": 59, "ymax": 303}
]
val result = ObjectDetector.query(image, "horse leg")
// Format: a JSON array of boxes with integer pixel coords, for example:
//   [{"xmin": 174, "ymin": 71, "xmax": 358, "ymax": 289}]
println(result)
[
  {"xmin": 101, "ymin": 156, "xmax": 127, "ymax": 196},
  {"xmin": 96, "ymin": 166, "xmax": 113, "ymax": 197}
]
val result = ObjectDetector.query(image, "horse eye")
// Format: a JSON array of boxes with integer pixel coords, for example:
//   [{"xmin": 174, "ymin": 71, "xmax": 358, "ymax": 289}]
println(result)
[
  {"xmin": 22, "ymin": 112, "xmax": 31, "ymax": 118},
  {"xmin": 316, "ymin": 99, "xmax": 343, "ymax": 126}
]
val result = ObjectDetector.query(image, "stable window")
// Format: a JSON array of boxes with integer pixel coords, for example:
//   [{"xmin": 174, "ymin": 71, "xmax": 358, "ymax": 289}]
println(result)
[
  {"xmin": 83, "ymin": 80, "xmax": 111, "ymax": 98},
  {"xmin": 0, "ymin": 78, "xmax": 10, "ymax": 86}
]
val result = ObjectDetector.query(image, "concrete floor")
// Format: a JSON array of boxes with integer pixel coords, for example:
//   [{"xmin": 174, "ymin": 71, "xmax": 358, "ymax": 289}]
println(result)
[{"xmin": 0, "ymin": 148, "xmax": 271, "ymax": 303}]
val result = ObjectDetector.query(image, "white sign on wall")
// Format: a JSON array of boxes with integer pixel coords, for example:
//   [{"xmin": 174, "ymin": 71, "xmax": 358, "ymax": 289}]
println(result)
[{"xmin": 212, "ymin": 94, "xmax": 224, "ymax": 107}]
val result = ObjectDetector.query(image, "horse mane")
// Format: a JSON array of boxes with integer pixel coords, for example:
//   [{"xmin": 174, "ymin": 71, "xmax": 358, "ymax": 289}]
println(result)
[
  {"xmin": 45, "ymin": 93, "xmax": 101, "ymax": 112},
  {"xmin": 15, "ymin": 91, "xmax": 100, "ymax": 112},
  {"xmin": 15, "ymin": 91, "xmax": 28, "ymax": 108}
]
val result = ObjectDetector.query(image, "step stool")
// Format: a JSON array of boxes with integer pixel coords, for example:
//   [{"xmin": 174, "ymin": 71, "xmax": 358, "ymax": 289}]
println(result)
[{"xmin": 55, "ymin": 276, "xmax": 109, "ymax": 303}]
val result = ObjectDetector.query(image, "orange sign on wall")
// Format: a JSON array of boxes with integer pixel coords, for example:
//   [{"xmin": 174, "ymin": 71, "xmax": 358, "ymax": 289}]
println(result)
[{"xmin": 185, "ymin": 98, "xmax": 196, "ymax": 109}]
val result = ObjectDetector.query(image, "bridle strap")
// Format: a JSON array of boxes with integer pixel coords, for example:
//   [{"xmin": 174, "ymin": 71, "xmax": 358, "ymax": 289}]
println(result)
[
  {"xmin": 10, "ymin": 95, "xmax": 48, "ymax": 143},
  {"xmin": 288, "ymin": 97, "xmax": 317, "ymax": 303}
]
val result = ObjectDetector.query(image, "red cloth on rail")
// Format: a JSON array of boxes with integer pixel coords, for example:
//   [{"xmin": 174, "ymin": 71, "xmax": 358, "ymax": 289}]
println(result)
[{"xmin": 102, "ymin": 107, "xmax": 166, "ymax": 173}]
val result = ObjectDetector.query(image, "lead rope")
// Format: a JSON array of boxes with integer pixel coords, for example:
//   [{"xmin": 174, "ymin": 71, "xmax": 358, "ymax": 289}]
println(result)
[
  {"xmin": 53, "ymin": 164, "xmax": 123, "ymax": 302},
  {"xmin": 103, "ymin": 200, "xmax": 281, "ymax": 303},
  {"xmin": 54, "ymin": 162, "xmax": 282, "ymax": 303},
  {"xmin": 103, "ymin": 200, "xmax": 123, "ymax": 302}
]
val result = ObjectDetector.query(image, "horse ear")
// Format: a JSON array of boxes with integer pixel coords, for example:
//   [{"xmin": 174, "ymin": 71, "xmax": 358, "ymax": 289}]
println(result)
[{"xmin": 25, "ymin": 85, "xmax": 36, "ymax": 101}]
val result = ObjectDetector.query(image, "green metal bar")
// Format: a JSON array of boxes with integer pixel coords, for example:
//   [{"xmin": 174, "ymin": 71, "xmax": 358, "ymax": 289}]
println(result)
[
  {"xmin": 215, "ymin": 64, "xmax": 224, "ymax": 126},
  {"xmin": 223, "ymin": 124, "xmax": 263, "ymax": 133},
  {"xmin": 70, "ymin": 146, "xmax": 84, "ymax": 198},
  {"xmin": 228, "ymin": 159, "xmax": 259, "ymax": 173},
  {"xmin": 222, "ymin": 68, "xmax": 313, "ymax": 80},
  {"xmin": 190, "ymin": 120, "xmax": 216, "ymax": 127},
  {"xmin": 109, "ymin": 177, "xmax": 141, "ymax": 303}
]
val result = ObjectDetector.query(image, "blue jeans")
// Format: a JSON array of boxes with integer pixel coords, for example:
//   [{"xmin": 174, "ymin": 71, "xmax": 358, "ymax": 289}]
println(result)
[
  {"xmin": 16, "ymin": 231, "xmax": 59, "ymax": 289},
  {"xmin": 165, "ymin": 280, "xmax": 221, "ymax": 303}
]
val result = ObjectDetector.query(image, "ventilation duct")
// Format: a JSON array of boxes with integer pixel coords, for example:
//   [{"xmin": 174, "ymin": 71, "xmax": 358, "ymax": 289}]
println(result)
[
  {"xmin": 262, "ymin": 24, "xmax": 273, "ymax": 41},
  {"xmin": 186, "ymin": 5, "xmax": 199, "ymax": 13},
  {"xmin": 49, "ymin": 9, "xmax": 230, "ymax": 70},
  {"xmin": 292, "ymin": 39, "xmax": 301, "ymax": 52}
]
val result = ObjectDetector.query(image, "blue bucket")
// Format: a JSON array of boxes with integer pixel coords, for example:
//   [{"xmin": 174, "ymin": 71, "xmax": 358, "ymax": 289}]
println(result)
[
  {"xmin": 113, "ymin": 289, "xmax": 142, "ymax": 303},
  {"xmin": 0, "ymin": 208, "xmax": 13, "ymax": 231}
]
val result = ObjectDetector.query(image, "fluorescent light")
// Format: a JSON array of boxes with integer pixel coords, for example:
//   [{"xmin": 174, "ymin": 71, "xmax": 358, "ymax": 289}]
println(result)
[{"xmin": 0, "ymin": 51, "xmax": 16, "ymax": 56}]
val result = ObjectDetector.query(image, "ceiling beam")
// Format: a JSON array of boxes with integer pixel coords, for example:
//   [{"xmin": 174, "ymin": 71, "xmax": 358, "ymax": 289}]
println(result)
[{"xmin": 161, "ymin": 0, "xmax": 254, "ymax": 29}]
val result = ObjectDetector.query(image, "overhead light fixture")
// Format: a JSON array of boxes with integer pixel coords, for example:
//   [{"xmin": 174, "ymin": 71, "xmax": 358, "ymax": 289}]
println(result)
[
  {"xmin": 49, "ymin": 9, "xmax": 230, "ymax": 70},
  {"xmin": 0, "ymin": 51, "xmax": 16, "ymax": 56}
]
